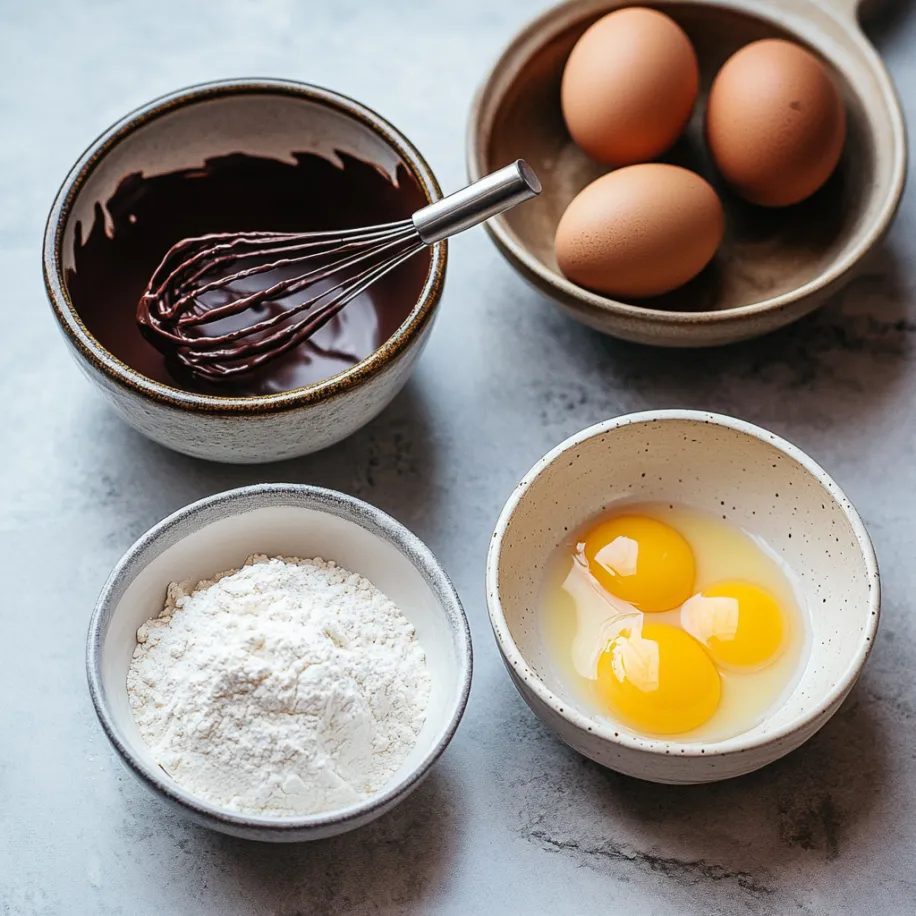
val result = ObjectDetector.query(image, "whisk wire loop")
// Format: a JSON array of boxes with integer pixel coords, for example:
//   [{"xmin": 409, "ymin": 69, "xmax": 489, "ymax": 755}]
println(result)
[{"xmin": 136, "ymin": 161, "xmax": 540, "ymax": 382}]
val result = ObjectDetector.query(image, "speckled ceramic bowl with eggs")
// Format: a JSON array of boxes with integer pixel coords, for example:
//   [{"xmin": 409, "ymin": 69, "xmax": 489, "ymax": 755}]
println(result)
[{"xmin": 486, "ymin": 411, "xmax": 879, "ymax": 784}]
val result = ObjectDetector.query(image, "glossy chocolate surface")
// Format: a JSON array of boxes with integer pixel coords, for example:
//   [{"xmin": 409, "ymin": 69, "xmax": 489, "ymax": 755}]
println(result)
[{"xmin": 66, "ymin": 151, "xmax": 430, "ymax": 396}]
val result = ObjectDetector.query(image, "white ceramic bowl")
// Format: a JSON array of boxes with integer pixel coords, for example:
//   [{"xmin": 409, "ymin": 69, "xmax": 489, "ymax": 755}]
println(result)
[
  {"xmin": 87, "ymin": 485, "xmax": 472, "ymax": 841},
  {"xmin": 486, "ymin": 411, "xmax": 880, "ymax": 784}
]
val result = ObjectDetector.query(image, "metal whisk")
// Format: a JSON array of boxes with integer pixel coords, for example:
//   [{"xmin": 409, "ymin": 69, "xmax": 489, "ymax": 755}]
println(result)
[{"xmin": 137, "ymin": 160, "xmax": 540, "ymax": 382}]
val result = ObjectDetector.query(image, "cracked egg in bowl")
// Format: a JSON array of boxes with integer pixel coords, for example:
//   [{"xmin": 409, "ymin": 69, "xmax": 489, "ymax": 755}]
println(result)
[{"xmin": 486, "ymin": 411, "xmax": 879, "ymax": 784}]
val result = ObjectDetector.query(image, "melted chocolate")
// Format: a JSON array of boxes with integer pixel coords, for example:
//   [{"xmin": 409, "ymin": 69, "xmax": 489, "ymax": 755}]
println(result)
[{"xmin": 66, "ymin": 151, "xmax": 430, "ymax": 396}]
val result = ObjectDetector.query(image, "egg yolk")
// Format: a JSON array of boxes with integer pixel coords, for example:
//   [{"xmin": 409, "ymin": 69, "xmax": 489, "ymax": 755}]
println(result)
[
  {"xmin": 680, "ymin": 580, "xmax": 784, "ymax": 670},
  {"xmin": 583, "ymin": 515, "xmax": 695, "ymax": 612},
  {"xmin": 595, "ymin": 622, "xmax": 721, "ymax": 735}
]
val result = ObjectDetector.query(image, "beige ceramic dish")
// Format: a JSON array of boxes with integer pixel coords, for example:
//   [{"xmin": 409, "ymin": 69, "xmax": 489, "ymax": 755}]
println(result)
[
  {"xmin": 44, "ymin": 79, "xmax": 446, "ymax": 463},
  {"xmin": 469, "ymin": 0, "xmax": 906, "ymax": 346},
  {"xmin": 486, "ymin": 411, "xmax": 880, "ymax": 783}
]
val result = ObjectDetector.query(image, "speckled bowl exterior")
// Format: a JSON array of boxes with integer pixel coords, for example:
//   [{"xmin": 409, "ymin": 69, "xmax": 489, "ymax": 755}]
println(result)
[
  {"xmin": 44, "ymin": 80, "xmax": 447, "ymax": 463},
  {"xmin": 468, "ymin": 0, "xmax": 906, "ymax": 347},
  {"xmin": 486, "ymin": 411, "xmax": 880, "ymax": 784},
  {"xmin": 87, "ymin": 484, "xmax": 472, "ymax": 842}
]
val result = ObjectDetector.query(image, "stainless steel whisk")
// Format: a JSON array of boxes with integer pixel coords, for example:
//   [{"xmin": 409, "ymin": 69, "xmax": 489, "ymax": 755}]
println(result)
[{"xmin": 137, "ymin": 160, "xmax": 540, "ymax": 382}]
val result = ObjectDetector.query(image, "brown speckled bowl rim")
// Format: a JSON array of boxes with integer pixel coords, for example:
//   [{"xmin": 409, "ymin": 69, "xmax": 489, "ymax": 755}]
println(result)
[
  {"xmin": 486, "ymin": 410, "xmax": 881, "ymax": 760},
  {"xmin": 43, "ymin": 78, "xmax": 447, "ymax": 415},
  {"xmin": 87, "ymin": 483, "xmax": 473, "ymax": 837},
  {"xmin": 467, "ymin": 0, "xmax": 907, "ymax": 330}
]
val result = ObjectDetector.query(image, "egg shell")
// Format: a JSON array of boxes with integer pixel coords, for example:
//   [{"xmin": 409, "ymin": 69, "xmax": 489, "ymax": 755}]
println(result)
[
  {"xmin": 554, "ymin": 164, "xmax": 725, "ymax": 299},
  {"xmin": 561, "ymin": 7, "xmax": 699, "ymax": 167},
  {"xmin": 706, "ymin": 38, "xmax": 846, "ymax": 207}
]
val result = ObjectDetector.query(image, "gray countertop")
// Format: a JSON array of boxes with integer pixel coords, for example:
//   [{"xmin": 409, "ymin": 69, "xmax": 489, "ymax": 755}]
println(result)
[{"xmin": 3, "ymin": 1, "xmax": 916, "ymax": 913}]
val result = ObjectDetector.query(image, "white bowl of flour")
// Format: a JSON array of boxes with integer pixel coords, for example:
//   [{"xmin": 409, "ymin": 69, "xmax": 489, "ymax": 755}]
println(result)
[{"xmin": 87, "ymin": 484, "xmax": 472, "ymax": 842}]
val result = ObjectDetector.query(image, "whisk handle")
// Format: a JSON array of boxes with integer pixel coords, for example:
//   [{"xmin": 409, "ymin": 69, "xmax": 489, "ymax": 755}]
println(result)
[{"xmin": 412, "ymin": 160, "xmax": 541, "ymax": 245}]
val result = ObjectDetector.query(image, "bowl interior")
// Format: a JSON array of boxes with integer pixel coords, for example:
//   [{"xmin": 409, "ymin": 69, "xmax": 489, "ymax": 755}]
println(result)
[
  {"xmin": 474, "ymin": 0, "xmax": 898, "ymax": 314},
  {"xmin": 60, "ymin": 86, "xmax": 434, "ymax": 397},
  {"xmin": 492, "ymin": 415, "xmax": 877, "ymax": 748},
  {"xmin": 95, "ymin": 491, "xmax": 469, "ymax": 820}
]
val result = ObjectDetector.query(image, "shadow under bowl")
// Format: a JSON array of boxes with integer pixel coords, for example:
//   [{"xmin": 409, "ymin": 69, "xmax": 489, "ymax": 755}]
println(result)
[
  {"xmin": 486, "ymin": 411, "xmax": 880, "ymax": 783},
  {"xmin": 468, "ymin": 0, "xmax": 906, "ymax": 346},
  {"xmin": 87, "ymin": 484, "xmax": 472, "ymax": 841}
]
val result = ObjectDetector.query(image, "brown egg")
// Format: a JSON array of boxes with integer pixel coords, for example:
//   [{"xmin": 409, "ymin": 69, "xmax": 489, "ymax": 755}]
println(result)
[
  {"xmin": 555, "ymin": 164, "xmax": 724, "ymax": 298},
  {"xmin": 706, "ymin": 39, "xmax": 846, "ymax": 207},
  {"xmin": 561, "ymin": 7, "xmax": 699, "ymax": 167}
]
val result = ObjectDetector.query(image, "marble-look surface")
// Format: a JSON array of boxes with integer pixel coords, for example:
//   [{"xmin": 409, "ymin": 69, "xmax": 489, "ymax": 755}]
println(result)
[{"xmin": 2, "ymin": 1, "xmax": 915, "ymax": 913}]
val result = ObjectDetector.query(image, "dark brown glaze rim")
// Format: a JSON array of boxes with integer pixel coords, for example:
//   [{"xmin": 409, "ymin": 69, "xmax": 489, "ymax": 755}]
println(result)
[
  {"xmin": 43, "ymin": 79, "xmax": 447, "ymax": 415},
  {"xmin": 466, "ymin": 0, "xmax": 907, "ymax": 329}
]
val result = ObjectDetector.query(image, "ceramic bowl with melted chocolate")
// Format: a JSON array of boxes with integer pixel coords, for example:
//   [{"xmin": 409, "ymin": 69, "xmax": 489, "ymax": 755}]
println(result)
[{"xmin": 44, "ymin": 79, "xmax": 446, "ymax": 463}]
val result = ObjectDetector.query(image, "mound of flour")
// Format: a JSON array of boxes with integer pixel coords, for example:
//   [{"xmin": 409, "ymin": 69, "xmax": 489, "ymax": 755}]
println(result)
[{"xmin": 127, "ymin": 555, "xmax": 431, "ymax": 817}]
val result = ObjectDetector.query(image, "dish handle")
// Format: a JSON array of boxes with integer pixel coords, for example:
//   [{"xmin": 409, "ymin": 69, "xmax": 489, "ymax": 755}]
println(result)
[{"xmin": 814, "ymin": 0, "xmax": 865, "ymax": 25}]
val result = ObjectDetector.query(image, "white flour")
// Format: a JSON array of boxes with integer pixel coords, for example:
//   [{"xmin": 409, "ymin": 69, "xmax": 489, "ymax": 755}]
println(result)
[{"xmin": 127, "ymin": 555, "xmax": 431, "ymax": 817}]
